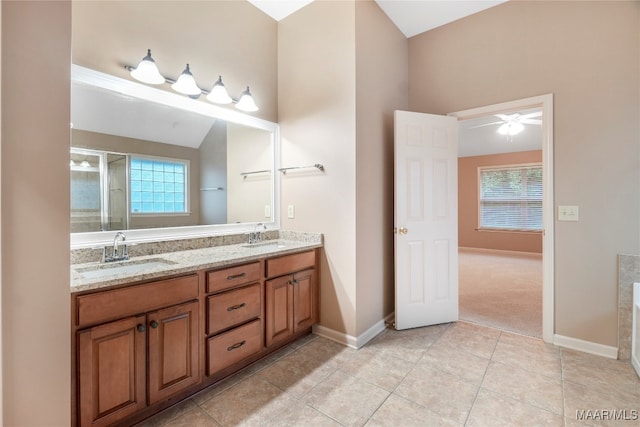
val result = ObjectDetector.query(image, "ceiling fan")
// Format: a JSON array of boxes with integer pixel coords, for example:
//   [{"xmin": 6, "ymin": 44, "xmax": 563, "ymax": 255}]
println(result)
[{"xmin": 470, "ymin": 111, "xmax": 542, "ymax": 135}]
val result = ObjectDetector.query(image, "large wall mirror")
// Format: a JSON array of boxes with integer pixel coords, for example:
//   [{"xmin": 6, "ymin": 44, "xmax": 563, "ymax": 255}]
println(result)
[{"xmin": 70, "ymin": 65, "xmax": 280, "ymax": 248}]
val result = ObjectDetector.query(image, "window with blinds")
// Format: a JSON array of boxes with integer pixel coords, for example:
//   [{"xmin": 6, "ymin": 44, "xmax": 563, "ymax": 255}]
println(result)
[{"xmin": 478, "ymin": 164, "xmax": 542, "ymax": 231}]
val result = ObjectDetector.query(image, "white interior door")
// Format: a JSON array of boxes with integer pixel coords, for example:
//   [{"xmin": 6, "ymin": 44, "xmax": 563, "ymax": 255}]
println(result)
[{"xmin": 394, "ymin": 110, "xmax": 459, "ymax": 330}]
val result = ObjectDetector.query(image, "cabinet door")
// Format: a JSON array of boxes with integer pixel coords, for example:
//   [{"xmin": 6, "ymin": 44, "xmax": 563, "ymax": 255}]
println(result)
[
  {"xmin": 265, "ymin": 275, "xmax": 294, "ymax": 347},
  {"xmin": 293, "ymin": 269, "xmax": 317, "ymax": 333},
  {"xmin": 148, "ymin": 300, "xmax": 200, "ymax": 404},
  {"xmin": 78, "ymin": 315, "xmax": 146, "ymax": 427}
]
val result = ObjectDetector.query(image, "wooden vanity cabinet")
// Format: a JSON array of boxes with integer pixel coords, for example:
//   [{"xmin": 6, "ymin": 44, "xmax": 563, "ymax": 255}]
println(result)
[
  {"xmin": 265, "ymin": 251, "xmax": 318, "ymax": 347},
  {"xmin": 72, "ymin": 248, "xmax": 320, "ymax": 427},
  {"xmin": 74, "ymin": 275, "xmax": 200, "ymax": 427},
  {"xmin": 205, "ymin": 262, "xmax": 264, "ymax": 376}
]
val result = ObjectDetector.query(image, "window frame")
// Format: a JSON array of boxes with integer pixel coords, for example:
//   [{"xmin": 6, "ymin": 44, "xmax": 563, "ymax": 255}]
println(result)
[
  {"xmin": 477, "ymin": 162, "xmax": 543, "ymax": 233},
  {"xmin": 129, "ymin": 154, "xmax": 190, "ymax": 217}
]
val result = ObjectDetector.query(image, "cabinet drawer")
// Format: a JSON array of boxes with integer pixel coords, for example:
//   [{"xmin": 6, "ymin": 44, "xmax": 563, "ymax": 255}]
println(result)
[
  {"xmin": 207, "ymin": 262, "xmax": 261, "ymax": 293},
  {"xmin": 207, "ymin": 320, "xmax": 262, "ymax": 375},
  {"xmin": 266, "ymin": 250, "xmax": 315, "ymax": 278},
  {"xmin": 207, "ymin": 283, "xmax": 261, "ymax": 335},
  {"xmin": 76, "ymin": 274, "xmax": 199, "ymax": 328}
]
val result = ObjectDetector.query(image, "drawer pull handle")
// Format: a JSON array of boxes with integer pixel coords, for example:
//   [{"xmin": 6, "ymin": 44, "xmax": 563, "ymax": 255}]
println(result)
[
  {"xmin": 227, "ymin": 272, "xmax": 246, "ymax": 280},
  {"xmin": 227, "ymin": 302, "xmax": 246, "ymax": 312},
  {"xmin": 227, "ymin": 340, "xmax": 246, "ymax": 351}
]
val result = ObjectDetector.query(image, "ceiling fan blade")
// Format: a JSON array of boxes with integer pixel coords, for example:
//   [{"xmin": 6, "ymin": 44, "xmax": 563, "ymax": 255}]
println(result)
[
  {"xmin": 520, "ymin": 119, "xmax": 542, "ymax": 125},
  {"xmin": 468, "ymin": 121, "xmax": 504, "ymax": 129},
  {"xmin": 521, "ymin": 111, "xmax": 542, "ymax": 119}
]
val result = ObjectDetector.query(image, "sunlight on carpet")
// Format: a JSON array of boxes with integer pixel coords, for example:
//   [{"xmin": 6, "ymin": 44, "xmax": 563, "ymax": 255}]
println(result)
[{"xmin": 459, "ymin": 247, "xmax": 542, "ymax": 338}]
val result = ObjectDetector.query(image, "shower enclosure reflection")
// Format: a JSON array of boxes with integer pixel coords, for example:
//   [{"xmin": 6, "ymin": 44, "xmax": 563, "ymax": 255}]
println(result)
[{"xmin": 70, "ymin": 148, "xmax": 128, "ymax": 233}]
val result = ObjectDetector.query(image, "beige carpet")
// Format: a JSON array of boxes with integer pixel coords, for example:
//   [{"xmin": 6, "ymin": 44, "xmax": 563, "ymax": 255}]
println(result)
[{"xmin": 459, "ymin": 247, "xmax": 542, "ymax": 338}]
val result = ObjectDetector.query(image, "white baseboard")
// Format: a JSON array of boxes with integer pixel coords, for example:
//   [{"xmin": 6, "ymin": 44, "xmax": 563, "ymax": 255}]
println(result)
[
  {"xmin": 312, "ymin": 313, "xmax": 393, "ymax": 349},
  {"xmin": 459, "ymin": 246, "xmax": 542, "ymax": 258},
  {"xmin": 554, "ymin": 334, "xmax": 618, "ymax": 359}
]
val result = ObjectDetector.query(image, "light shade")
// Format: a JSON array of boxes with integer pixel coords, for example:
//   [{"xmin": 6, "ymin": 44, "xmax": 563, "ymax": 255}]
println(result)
[
  {"xmin": 498, "ymin": 121, "xmax": 525, "ymax": 136},
  {"xmin": 171, "ymin": 64, "xmax": 202, "ymax": 96},
  {"xmin": 206, "ymin": 76, "xmax": 233, "ymax": 104},
  {"xmin": 80, "ymin": 160, "xmax": 91, "ymax": 168},
  {"xmin": 235, "ymin": 86, "xmax": 259, "ymax": 112},
  {"xmin": 130, "ymin": 49, "xmax": 165, "ymax": 85}
]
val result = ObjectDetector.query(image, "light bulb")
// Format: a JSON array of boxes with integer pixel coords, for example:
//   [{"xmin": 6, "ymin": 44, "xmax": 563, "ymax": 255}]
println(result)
[
  {"xmin": 130, "ymin": 49, "xmax": 165, "ymax": 85},
  {"xmin": 171, "ymin": 64, "xmax": 201, "ymax": 96},
  {"xmin": 206, "ymin": 76, "xmax": 233, "ymax": 104},
  {"xmin": 235, "ymin": 86, "xmax": 258, "ymax": 112}
]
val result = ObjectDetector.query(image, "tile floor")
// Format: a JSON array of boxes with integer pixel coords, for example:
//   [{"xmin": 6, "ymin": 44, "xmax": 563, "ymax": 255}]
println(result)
[{"xmin": 136, "ymin": 322, "xmax": 640, "ymax": 427}]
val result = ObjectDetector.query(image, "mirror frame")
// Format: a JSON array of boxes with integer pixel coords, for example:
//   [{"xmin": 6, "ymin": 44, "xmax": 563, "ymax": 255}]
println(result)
[{"xmin": 70, "ymin": 65, "xmax": 281, "ymax": 249}]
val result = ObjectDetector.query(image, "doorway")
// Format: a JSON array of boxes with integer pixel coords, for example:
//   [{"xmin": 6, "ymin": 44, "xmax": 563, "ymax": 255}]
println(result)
[{"xmin": 449, "ymin": 94, "xmax": 554, "ymax": 343}]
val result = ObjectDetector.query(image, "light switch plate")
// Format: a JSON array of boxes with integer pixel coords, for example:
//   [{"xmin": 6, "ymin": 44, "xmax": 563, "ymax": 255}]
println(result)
[
  {"xmin": 287, "ymin": 204, "xmax": 295, "ymax": 219},
  {"xmin": 558, "ymin": 205, "xmax": 579, "ymax": 221},
  {"xmin": 264, "ymin": 204, "xmax": 271, "ymax": 218}
]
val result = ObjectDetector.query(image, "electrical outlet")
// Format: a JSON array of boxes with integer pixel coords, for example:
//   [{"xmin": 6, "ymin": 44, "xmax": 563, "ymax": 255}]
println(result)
[
  {"xmin": 558, "ymin": 205, "xmax": 579, "ymax": 221},
  {"xmin": 287, "ymin": 204, "xmax": 295, "ymax": 219}
]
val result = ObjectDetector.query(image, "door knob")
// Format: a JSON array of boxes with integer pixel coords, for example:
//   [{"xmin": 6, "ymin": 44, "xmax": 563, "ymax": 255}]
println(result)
[{"xmin": 399, "ymin": 227, "xmax": 408, "ymax": 235}]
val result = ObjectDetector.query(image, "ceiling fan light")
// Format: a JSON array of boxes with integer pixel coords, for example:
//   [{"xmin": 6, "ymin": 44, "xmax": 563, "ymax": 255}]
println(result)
[
  {"xmin": 206, "ymin": 76, "xmax": 233, "ymax": 104},
  {"xmin": 171, "ymin": 64, "xmax": 202, "ymax": 96},
  {"xmin": 498, "ymin": 121, "xmax": 525, "ymax": 136},
  {"xmin": 130, "ymin": 49, "xmax": 165, "ymax": 85},
  {"xmin": 236, "ymin": 86, "xmax": 258, "ymax": 112}
]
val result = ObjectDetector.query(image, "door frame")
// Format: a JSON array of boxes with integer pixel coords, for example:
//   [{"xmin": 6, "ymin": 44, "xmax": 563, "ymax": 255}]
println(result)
[{"xmin": 448, "ymin": 94, "xmax": 554, "ymax": 343}]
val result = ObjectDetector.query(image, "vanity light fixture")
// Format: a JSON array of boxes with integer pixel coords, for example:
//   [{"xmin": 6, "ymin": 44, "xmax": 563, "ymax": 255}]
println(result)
[
  {"xmin": 171, "ymin": 64, "xmax": 202, "ymax": 96},
  {"xmin": 129, "ymin": 49, "xmax": 165, "ymax": 85},
  {"xmin": 497, "ymin": 121, "xmax": 525, "ymax": 136},
  {"xmin": 206, "ymin": 76, "xmax": 233, "ymax": 104},
  {"xmin": 127, "ymin": 49, "xmax": 259, "ymax": 112},
  {"xmin": 80, "ymin": 160, "xmax": 91, "ymax": 168},
  {"xmin": 236, "ymin": 86, "xmax": 259, "ymax": 112}
]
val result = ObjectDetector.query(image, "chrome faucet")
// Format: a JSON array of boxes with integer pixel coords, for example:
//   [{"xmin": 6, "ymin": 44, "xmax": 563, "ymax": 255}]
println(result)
[
  {"xmin": 103, "ymin": 232, "xmax": 129, "ymax": 262},
  {"xmin": 248, "ymin": 223, "xmax": 267, "ymax": 244}
]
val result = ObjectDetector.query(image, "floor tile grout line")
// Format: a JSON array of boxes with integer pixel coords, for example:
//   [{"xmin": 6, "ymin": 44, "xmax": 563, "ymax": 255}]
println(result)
[
  {"xmin": 462, "ymin": 329, "xmax": 502, "ymax": 427},
  {"xmin": 357, "ymin": 326, "xmax": 447, "ymax": 427}
]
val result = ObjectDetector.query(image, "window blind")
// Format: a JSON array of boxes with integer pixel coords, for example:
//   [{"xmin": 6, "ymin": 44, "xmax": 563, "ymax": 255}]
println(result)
[{"xmin": 479, "ymin": 165, "xmax": 542, "ymax": 231}]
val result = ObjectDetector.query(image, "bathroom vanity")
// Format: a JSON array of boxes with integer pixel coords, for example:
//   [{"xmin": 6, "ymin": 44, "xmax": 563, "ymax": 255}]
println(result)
[{"xmin": 70, "ymin": 234, "xmax": 321, "ymax": 427}]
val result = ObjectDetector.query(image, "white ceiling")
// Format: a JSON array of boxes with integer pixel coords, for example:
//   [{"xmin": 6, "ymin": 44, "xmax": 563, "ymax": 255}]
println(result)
[
  {"xmin": 72, "ymin": 82, "xmax": 215, "ymax": 149},
  {"xmin": 458, "ymin": 107, "xmax": 542, "ymax": 158},
  {"xmin": 248, "ymin": 0, "xmax": 508, "ymax": 37}
]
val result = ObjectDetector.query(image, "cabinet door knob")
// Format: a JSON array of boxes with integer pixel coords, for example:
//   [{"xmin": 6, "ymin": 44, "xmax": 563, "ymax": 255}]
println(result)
[
  {"xmin": 137, "ymin": 324, "xmax": 146, "ymax": 333},
  {"xmin": 150, "ymin": 320, "xmax": 159, "ymax": 329}
]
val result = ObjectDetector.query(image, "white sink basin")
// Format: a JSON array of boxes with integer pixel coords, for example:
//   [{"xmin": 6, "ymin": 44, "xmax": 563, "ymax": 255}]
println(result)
[
  {"xmin": 74, "ymin": 258, "xmax": 177, "ymax": 280},
  {"xmin": 241, "ymin": 240, "xmax": 289, "ymax": 249}
]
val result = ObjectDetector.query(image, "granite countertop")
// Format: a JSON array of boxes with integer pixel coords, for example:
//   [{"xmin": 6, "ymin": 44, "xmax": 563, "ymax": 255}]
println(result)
[{"xmin": 71, "ymin": 234, "xmax": 322, "ymax": 294}]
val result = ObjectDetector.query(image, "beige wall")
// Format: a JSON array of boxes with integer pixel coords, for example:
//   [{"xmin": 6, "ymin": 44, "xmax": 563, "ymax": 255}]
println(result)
[
  {"xmin": 409, "ymin": 1, "xmax": 640, "ymax": 347},
  {"xmin": 279, "ymin": 0, "xmax": 407, "ymax": 338},
  {"xmin": 459, "ymin": 150, "xmax": 543, "ymax": 253},
  {"xmin": 279, "ymin": 0, "xmax": 358, "ymax": 335},
  {"xmin": 226, "ymin": 124, "xmax": 272, "ymax": 224},
  {"xmin": 354, "ymin": 0, "xmax": 408, "ymax": 336},
  {"xmin": 72, "ymin": 1, "xmax": 278, "ymax": 122},
  {"xmin": 2, "ymin": 1, "xmax": 71, "ymax": 425}
]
